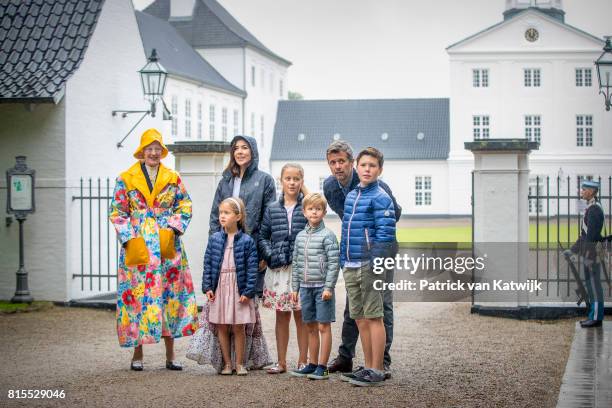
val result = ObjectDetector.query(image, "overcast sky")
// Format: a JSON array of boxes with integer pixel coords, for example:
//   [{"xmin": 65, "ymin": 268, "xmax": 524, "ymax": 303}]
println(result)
[{"xmin": 133, "ymin": 0, "xmax": 612, "ymax": 99}]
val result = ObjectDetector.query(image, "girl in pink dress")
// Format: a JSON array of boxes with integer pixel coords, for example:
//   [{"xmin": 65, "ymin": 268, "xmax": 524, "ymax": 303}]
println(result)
[{"xmin": 199, "ymin": 198, "xmax": 260, "ymax": 375}]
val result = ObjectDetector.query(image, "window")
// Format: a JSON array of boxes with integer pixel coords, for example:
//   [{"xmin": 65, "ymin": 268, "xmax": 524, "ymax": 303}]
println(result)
[
  {"xmin": 275, "ymin": 177, "xmax": 282, "ymax": 200},
  {"xmin": 260, "ymin": 115, "xmax": 264, "ymax": 148},
  {"xmin": 233, "ymin": 109, "xmax": 239, "ymax": 137},
  {"xmin": 319, "ymin": 177, "xmax": 326, "ymax": 192},
  {"xmin": 250, "ymin": 112, "xmax": 255, "ymax": 138},
  {"xmin": 269, "ymin": 73, "xmax": 274, "ymax": 93},
  {"xmin": 209, "ymin": 104, "xmax": 216, "ymax": 140},
  {"xmin": 524, "ymin": 68, "xmax": 541, "ymax": 87},
  {"xmin": 473, "ymin": 115, "xmax": 490, "ymax": 140},
  {"xmin": 260, "ymin": 68, "xmax": 265, "ymax": 89},
  {"xmin": 472, "ymin": 69, "xmax": 489, "ymax": 87},
  {"xmin": 524, "ymin": 115, "xmax": 541, "ymax": 143},
  {"xmin": 575, "ymin": 68, "xmax": 592, "ymax": 87},
  {"xmin": 279, "ymin": 79, "xmax": 284, "ymax": 98},
  {"xmin": 222, "ymin": 107, "xmax": 228, "ymax": 141},
  {"xmin": 171, "ymin": 95, "xmax": 178, "ymax": 137},
  {"xmin": 528, "ymin": 177, "xmax": 543, "ymax": 214},
  {"xmin": 251, "ymin": 66, "xmax": 256, "ymax": 87},
  {"xmin": 576, "ymin": 115, "xmax": 593, "ymax": 147},
  {"xmin": 197, "ymin": 102, "xmax": 202, "ymax": 139},
  {"xmin": 415, "ymin": 176, "xmax": 432, "ymax": 206},
  {"xmin": 184, "ymin": 99, "xmax": 192, "ymax": 139}
]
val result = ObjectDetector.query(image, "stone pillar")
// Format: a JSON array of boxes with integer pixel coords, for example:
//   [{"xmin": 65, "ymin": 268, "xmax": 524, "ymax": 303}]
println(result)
[
  {"xmin": 465, "ymin": 139, "xmax": 539, "ymax": 313},
  {"xmin": 168, "ymin": 141, "xmax": 230, "ymax": 305}
]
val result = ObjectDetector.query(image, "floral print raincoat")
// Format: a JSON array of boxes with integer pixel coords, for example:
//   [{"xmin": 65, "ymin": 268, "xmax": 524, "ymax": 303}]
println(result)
[{"xmin": 110, "ymin": 161, "xmax": 198, "ymax": 348}]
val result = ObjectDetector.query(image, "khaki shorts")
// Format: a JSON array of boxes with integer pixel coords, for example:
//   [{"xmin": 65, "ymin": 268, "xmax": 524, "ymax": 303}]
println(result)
[{"xmin": 343, "ymin": 263, "xmax": 383, "ymax": 320}]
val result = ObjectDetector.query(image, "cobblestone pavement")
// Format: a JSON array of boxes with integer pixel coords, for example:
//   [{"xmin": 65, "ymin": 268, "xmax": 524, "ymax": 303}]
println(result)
[{"xmin": 0, "ymin": 286, "xmax": 575, "ymax": 408}]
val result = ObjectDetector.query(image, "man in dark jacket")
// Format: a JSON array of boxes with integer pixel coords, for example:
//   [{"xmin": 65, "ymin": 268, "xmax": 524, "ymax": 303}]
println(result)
[
  {"xmin": 564, "ymin": 180, "xmax": 605, "ymax": 328},
  {"xmin": 323, "ymin": 140, "xmax": 401, "ymax": 378}
]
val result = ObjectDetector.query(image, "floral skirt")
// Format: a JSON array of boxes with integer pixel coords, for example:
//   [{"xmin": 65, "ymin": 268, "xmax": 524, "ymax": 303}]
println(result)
[
  {"xmin": 262, "ymin": 265, "xmax": 301, "ymax": 312},
  {"xmin": 186, "ymin": 300, "xmax": 271, "ymax": 372}
]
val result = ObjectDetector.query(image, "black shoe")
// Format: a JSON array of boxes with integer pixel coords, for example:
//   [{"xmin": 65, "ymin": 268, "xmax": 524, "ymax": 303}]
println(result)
[
  {"xmin": 383, "ymin": 364, "xmax": 391, "ymax": 380},
  {"xmin": 166, "ymin": 361, "xmax": 183, "ymax": 370},
  {"xmin": 328, "ymin": 356, "xmax": 353, "ymax": 373},
  {"xmin": 130, "ymin": 360, "xmax": 143, "ymax": 371},
  {"xmin": 580, "ymin": 320, "xmax": 603, "ymax": 328}
]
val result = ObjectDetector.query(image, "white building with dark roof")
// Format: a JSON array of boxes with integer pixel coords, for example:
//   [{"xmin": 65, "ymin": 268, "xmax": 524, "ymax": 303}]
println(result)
[{"xmin": 142, "ymin": 0, "xmax": 292, "ymax": 171}]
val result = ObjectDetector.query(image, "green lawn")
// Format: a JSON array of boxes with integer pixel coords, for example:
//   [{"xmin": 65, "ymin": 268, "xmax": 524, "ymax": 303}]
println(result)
[{"xmin": 397, "ymin": 223, "xmax": 581, "ymax": 244}]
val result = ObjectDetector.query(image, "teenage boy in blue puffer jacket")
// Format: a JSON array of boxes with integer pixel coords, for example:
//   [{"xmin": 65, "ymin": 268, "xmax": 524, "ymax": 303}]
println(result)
[{"xmin": 340, "ymin": 147, "xmax": 395, "ymax": 387}]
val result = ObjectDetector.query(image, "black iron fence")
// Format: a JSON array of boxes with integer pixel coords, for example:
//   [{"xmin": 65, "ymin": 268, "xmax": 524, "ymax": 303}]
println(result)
[
  {"xmin": 71, "ymin": 178, "xmax": 119, "ymax": 294},
  {"xmin": 529, "ymin": 175, "xmax": 612, "ymax": 299}
]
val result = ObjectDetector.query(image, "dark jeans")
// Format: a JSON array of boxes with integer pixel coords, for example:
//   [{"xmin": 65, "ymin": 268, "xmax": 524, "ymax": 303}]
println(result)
[{"xmin": 337, "ymin": 268, "xmax": 394, "ymax": 367}]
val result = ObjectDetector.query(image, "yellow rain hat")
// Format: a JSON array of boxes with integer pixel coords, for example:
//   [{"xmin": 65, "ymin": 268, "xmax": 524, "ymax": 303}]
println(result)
[{"xmin": 133, "ymin": 128, "xmax": 169, "ymax": 159}]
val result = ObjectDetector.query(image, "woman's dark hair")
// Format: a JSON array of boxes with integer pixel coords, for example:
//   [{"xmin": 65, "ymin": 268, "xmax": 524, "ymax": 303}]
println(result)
[{"xmin": 225, "ymin": 137, "xmax": 251, "ymax": 177}]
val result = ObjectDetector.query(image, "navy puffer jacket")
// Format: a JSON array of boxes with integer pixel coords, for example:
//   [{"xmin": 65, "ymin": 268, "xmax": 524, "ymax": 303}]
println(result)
[
  {"xmin": 209, "ymin": 136, "xmax": 276, "ymax": 247},
  {"xmin": 340, "ymin": 181, "xmax": 396, "ymax": 267},
  {"xmin": 202, "ymin": 230, "xmax": 258, "ymax": 298},
  {"xmin": 258, "ymin": 193, "xmax": 308, "ymax": 269}
]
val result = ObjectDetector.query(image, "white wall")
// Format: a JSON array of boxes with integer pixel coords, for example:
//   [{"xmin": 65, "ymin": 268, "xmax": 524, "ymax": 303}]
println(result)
[
  {"xmin": 165, "ymin": 76, "xmax": 243, "ymax": 145},
  {"xmin": 64, "ymin": 0, "xmax": 164, "ymax": 300},
  {"xmin": 0, "ymin": 102, "xmax": 67, "ymax": 301},
  {"xmin": 197, "ymin": 47, "xmax": 245, "ymax": 91}
]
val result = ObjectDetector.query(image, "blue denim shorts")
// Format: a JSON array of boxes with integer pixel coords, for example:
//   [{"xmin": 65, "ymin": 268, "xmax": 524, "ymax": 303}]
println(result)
[{"xmin": 299, "ymin": 286, "xmax": 335, "ymax": 323}]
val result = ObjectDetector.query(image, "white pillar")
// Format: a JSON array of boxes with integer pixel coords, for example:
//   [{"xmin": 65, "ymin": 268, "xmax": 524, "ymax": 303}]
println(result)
[
  {"xmin": 466, "ymin": 139, "xmax": 538, "ymax": 310},
  {"xmin": 169, "ymin": 142, "xmax": 230, "ymax": 305}
]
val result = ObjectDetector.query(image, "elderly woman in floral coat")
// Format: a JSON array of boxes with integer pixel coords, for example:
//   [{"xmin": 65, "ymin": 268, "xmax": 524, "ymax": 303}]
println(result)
[{"xmin": 110, "ymin": 128, "xmax": 198, "ymax": 371}]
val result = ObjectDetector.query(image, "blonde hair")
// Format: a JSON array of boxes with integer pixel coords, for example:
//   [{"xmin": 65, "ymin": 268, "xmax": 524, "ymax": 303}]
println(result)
[
  {"xmin": 302, "ymin": 193, "xmax": 327, "ymax": 211},
  {"xmin": 280, "ymin": 162, "xmax": 310, "ymax": 196},
  {"xmin": 220, "ymin": 197, "xmax": 248, "ymax": 232}
]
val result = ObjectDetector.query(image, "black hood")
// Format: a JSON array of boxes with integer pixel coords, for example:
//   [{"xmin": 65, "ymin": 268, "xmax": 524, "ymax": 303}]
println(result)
[{"xmin": 224, "ymin": 135, "xmax": 259, "ymax": 179}]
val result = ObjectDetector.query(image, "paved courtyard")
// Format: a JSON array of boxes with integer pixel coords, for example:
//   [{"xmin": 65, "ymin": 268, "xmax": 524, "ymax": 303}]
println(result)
[{"xmin": 0, "ymin": 282, "xmax": 578, "ymax": 408}]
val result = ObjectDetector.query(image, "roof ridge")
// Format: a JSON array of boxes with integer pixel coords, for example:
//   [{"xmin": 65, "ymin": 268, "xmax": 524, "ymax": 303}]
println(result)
[{"xmin": 280, "ymin": 97, "xmax": 450, "ymax": 103}]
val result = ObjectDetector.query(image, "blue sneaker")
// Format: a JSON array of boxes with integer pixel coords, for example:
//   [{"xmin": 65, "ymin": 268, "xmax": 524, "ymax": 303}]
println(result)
[
  {"xmin": 307, "ymin": 365, "xmax": 329, "ymax": 380},
  {"xmin": 290, "ymin": 363, "xmax": 317, "ymax": 377},
  {"xmin": 340, "ymin": 366, "xmax": 365, "ymax": 382}
]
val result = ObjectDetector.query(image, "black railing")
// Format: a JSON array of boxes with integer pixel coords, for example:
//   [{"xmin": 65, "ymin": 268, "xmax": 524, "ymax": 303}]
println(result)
[
  {"xmin": 529, "ymin": 175, "xmax": 611, "ymax": 298},
  {"xmin": 71, "ymin": 178, "xmax": 119, "ymax": 293}
]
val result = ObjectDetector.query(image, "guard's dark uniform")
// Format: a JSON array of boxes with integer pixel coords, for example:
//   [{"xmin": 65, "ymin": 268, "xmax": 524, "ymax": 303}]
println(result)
[{"xmin": 570, "ymin": 189, "xmax": 605, "ymax": 323}]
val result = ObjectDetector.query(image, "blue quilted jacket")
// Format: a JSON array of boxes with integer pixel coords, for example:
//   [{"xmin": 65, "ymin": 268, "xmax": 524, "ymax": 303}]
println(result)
[
  {"xmin": 340, "ymin": 181, "xmax": 396, "ymax": 267},
  {"xmin": 202, "ymin": 230, "xmax": 258, "ymax": 298},
  {"xmin": 258, "ymin": 193, "xmax": 308, "ymax": 269}
]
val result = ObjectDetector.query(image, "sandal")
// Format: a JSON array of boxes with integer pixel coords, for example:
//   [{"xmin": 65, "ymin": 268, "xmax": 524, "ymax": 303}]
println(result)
[
  {"xmin": 236, "ymin": 365, "xmax": 248, "ymax": 376},
  {"xmin": 221, "ymin": 365, "xmax": 233, "ymax": 375},
  {"xmin": 266, "ymin": 363, "xmax": 286, "ymax": 374},
  {"xmin": 130, "ymin": 360, "xmax": 143, "ymax": 371}
]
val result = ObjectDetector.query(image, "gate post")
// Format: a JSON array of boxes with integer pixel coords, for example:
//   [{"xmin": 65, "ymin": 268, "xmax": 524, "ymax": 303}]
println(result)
[
  {"xmin": 465, "ymin": 139, "xmax": 539, "ymax": 315},
  {"xmin": 168, "ymin": 141, "xmax": 229, "ymax": 305}
]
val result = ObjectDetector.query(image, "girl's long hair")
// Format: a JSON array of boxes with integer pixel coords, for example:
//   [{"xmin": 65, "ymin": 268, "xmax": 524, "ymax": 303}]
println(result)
[
  {"xmin": 280, "ymin": 162, "xmax": 310, "ymax": 196},
  {"xmin": 220, "ymin": 197, "xmax": 248, "ymax": 233}
]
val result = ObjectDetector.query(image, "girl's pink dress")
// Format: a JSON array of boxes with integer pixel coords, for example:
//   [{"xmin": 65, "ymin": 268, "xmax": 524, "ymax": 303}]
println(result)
[{"xmin": 208, "ymin": 235, "xmax": 255, "ymax": 325}]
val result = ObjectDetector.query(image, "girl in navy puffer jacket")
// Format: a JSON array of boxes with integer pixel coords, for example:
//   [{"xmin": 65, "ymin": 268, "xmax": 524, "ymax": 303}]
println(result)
[{"xmin": 258, "ymin": 163, "xmax": 309, "ymax": 374}]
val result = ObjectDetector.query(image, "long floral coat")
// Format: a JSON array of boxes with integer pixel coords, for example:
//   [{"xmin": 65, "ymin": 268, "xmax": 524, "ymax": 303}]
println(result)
[{"xmin": 109, "ymin": 162, "xmax": 198, "ymax": 348}]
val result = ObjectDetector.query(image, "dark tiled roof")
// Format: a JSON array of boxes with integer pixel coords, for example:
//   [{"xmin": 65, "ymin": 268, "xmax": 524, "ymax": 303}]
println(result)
[
  {"xmin": 135, "ymin": 11, "xmax": 245, "ymax": 96},
  {"xmin": 143, "ymin": 0, "xmax": 291, "ymax": 66},
  {"xmin": 271, "ymin": 99, "xmax": 449, "ymax": 161},
  {"xmin": 0, "ymin": 0, "xmax": 105, "ymax": 103}
]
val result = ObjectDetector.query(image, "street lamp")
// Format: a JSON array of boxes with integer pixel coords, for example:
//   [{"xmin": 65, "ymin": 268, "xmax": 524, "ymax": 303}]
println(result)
[
  {"xmin": 595, "ymin": 37, "xmax": 612, "ymax": 111},
  {"xmin": 113, "ymin": 48, "xmax": 171, "ymax": 148}
]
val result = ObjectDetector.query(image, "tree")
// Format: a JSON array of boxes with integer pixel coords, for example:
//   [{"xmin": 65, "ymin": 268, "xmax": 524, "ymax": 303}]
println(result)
[{"xmin": 288, "ymin": 91, "xmax": 303, "ymax": 100}]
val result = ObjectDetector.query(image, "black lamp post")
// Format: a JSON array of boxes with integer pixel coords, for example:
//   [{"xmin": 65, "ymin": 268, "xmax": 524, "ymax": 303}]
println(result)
[
  {"xmin": 595, "ymin": 37, "xmax": 612, "ymax": 111},
  {"xmin": 113, "ymin": 48, "xmax": 170, "ymax": 148}
]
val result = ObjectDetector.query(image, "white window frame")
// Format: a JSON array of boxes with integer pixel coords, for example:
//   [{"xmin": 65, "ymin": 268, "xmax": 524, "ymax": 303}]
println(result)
[
  {"xmin": 415, "ymin": 176, "xmax": 432, "ymax": 206},
  {"xmin": 472, "ymin": 115, "xmax": 490, "ymax": 140},
  {"xmin": 269, "ymin": 72, "xmax": 274, "ymax": 93},
  {"xmin": 472, "ymin": 68, "xmax": 489, "ymax": 88},
  {"xmin": 251, "ymin": 66, "xmax": 256, "ymax": 87},
  {"xmin": 575, "ymin": 68, "xmax": 592, "ymax": 87},
  {"xmin": 250, "ymin": 112, "xmax": 255, "ymax": 138},
  {"xmin": 279, "ymin": 79, "xmax": 284, "ymax": 98},
  {"xmin": 171, "ymin": 95, "xmax": 178, "ymax": 137},
  {"xmin": 528, "ymin": 177, "xmax": 543, "ymax": 214},
  {"xmin": 233, "ymin": 109, "xmax": 239, "ymax": 137},
  {"xmin": 209, "ymin": 104, "xmax": 216, "ymax": 140},
  {"xmin": 524, "ymin": 115, "xmax": 541, "ymax": 143},
  {"xmin": 184, "ymin": 99, "xmax": 192, "ymax": 139},
  {"xmin": 319, "ymin": 176, "xmax": 326, "ymax": 192},
  {"xmin": 260, "ymin": 115, "xmax": 264, "ymax": 148},
  {"xmin": 576, "ymin": 115, "xmax": 593, "ymax": 147},
  {"xmin": 221, "ymin": 107, "xmax": 228, "ymax": 141},
  {"xmin": 197, "ymin": 101, "xmax": 203, "ymax": 139},
  {"xmin": 524, "ymin": 68, "xmax": 541, "ymax": 87}
]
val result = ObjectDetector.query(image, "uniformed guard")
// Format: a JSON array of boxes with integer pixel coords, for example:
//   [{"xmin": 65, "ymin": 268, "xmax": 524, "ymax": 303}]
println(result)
[{"xmin": 564, "ymin": 180, "xmax": 605, "ymax": 328}]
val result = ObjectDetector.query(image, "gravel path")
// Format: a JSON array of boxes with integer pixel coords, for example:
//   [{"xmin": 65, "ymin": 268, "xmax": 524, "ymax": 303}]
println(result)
[{"xmin": 0, "ymin": 289, "xmax": 575, "ymax": 408}]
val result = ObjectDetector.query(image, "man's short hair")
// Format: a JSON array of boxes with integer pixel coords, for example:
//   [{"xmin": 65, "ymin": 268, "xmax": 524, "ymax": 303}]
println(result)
[
  {"xmin": 356, "ymin": 147, "xmax": 384, "ymax": 168},
  {"xmin": 303, "ymin": 192, "xmax": 328, "ymax": 211},
  {"xmin": 326, "ymin": 140, "xmax": 354, "ymax": 162}
]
